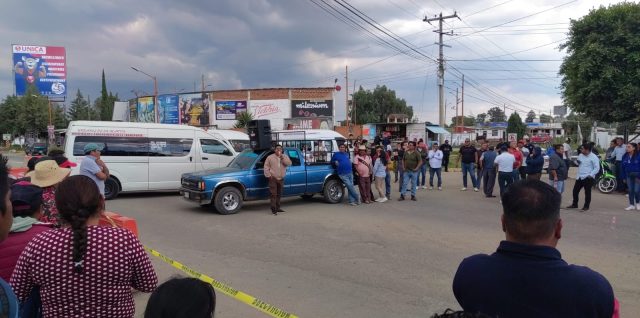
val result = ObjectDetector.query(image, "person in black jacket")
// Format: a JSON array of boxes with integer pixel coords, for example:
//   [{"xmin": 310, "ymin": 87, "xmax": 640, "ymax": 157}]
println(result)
[
  {"xmin": 525, "ymin": 147, "xmax": 544, "ymax": 180},
  {"xmin": 439, "ymin": 140, "xmax": 452, "ymax": 172}
]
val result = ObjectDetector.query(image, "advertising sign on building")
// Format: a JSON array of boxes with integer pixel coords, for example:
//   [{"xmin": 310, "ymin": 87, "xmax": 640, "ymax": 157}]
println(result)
[
  {"xmin": 137, "ymin": 97, "xmax": 156, "ymax": 123},
  {"xmin": 215, "ymin": 101, "xmax": 247, "ymax": 120},
  {"xmin": 248, "ymin": 99, "xmax": 290, "ymax": 130},
  {"xmin": 179, "ymin": 93, "xmax": 210, "ymax": 126},
  {"xmin": 291, "ymin": 100, "xmax": 333, "ymax": 118},
  {"xmin": 129, "ymin": 99, "xmax": 138, "ymax": 122},
  {"xmin": 158, "ymin": 94, "xmax": 179, "ymax": 124},
  {"xmin": 12, "ymin": 45, "xmax": 67, "ymax": 100},
  {"xmin": 284, "ymin": 117, "xmax": 333, "ymax": 130}
]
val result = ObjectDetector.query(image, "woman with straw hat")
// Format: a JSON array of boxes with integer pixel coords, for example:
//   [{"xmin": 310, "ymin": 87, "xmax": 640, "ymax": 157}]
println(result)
[{"xmin": 26, "ymin": 160, "xmax": 70, "ymax": 226}]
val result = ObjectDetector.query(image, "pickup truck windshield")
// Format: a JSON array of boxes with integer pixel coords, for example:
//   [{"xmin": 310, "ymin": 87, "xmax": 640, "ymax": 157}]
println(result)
[{"xmin": 227, "ymin": 149, "xmax": 260, "ymax": 169}]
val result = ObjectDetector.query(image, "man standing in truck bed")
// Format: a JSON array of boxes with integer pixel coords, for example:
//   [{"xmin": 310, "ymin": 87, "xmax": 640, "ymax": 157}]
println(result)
[{"xmin": 264, "ymin": 144, "xmax": 292, "ymax": 215}]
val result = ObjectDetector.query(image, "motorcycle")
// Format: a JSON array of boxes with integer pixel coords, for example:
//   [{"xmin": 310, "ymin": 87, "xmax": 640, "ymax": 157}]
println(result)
[{"xmin": 595, "ymin": 160, "xmax": 617, "ymax": 193}]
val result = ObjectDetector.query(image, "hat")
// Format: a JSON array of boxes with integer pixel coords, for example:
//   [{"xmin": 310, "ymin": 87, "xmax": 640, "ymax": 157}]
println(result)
[
  {"xmin": 10, "ymin": 182, "xmax": 43, "ymax": 214},
  {"xmin": 58, "ymin": 159, "xmax": 77, "ymax": 168},
  {"xmin": 26, "ymin": 160, "xmax": 71, "ymax": 188},
  {"xmin": 83, "ymin": 143, "xmax": 103, "ymax": 154},
  {"xmin": 358, "ymin": 145, "xmax": 367, "ymax": 150}
]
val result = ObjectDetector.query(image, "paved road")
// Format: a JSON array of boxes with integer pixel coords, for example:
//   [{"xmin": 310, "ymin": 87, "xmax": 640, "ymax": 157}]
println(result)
[{"xmin": 102, "ymin": 172, "xmax": 639, "ymax": 317}]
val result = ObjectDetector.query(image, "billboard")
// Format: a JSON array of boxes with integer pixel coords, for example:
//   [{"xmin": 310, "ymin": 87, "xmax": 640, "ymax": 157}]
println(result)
[
  {"xmin": 215, "ymin": 100, "xmax": 247, "ymax": 120},
  {"xmin": 291, "ymin": 100, "xmax": 333, "ymax": 118},
  {"xmin": 179, "ymin": 93, "xmax": 210, "ymax": 126},
  {"xmin": 137, "ymin": 97, "xmax": 156, "ymax": 123},
  {"xmin": 158, "ymin": 94, "xmax": 179, "ymax": 124},
  {"xmin": 284, "ymin": 117, "xmax": 333, "ymax": 130},
  {"xmin": 248, "ymin": 99, "xmax": 290, "ymax": 130},
  {"xmin": 12, "ymin": 45, "xmax": 67, "ymax": 100},
  {"xmin": 129, "ymin": 99, "xmax": 137, "ymax": 122},
  {"xmin": 553, "ymin": 105, "xmax": 567, "ymax": 116}
]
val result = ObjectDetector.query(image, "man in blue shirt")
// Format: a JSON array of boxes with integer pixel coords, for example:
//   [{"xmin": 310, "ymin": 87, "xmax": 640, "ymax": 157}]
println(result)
[
  {"xmin": 567, "ymin": 143, "xmax": 600, "ymax": 212},
  {"xmin": 331, "ymin": 144, "xmax": 360, "ymax": 206},
  {"xmin": 453, "ymin": 180, "xmax": 617, "ymax": 318},
  {"xmin": 612, "ymin": 137, "xmax": 627, "ymax": 192},
  {"xmin": 80, "ymin": 143, "xmax": 110, "ymax": 197}
]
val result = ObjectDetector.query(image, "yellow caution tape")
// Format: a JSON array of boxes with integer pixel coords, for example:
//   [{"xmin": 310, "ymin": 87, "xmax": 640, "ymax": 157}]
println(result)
[{"xmin": 144, "ymin": 246, "xmax": 299, "ymax": 318}]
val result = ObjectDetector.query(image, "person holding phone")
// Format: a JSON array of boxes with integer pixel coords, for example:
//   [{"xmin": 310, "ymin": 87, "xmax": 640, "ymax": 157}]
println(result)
[
  {"xmin": 354, "ymin": 146, "xmax": 373, "ymax": 204},
  {"xmin": 264, "ymin": 145, "xmax": 292, "ymax": 215}
]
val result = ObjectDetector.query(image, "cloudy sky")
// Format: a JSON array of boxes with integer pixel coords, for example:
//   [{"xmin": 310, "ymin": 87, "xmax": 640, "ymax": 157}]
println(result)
[{"xmin": 0, "ymin": 0, "xmax": 627, "ymax": 124}]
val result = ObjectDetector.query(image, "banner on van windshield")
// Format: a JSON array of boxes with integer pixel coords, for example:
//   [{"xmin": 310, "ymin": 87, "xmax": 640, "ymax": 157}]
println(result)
[
  {"xmin": 215, "ymin": 101, "xmax": 247, "ymax": 120},
  {"xmin": 179, "ymin": 93, "xmax": 210, "ymax": 126},
  {"xmin": 291, "ymin": 100, "xmax": 333, "ymax": 118},
  {"xmin": 129, "ymin": 99, "xmax": 137, "ymax": 122},
  {"xmin": 137, "ymin": 97, "xmax": 156, "ymax": 123},
  {"xmin": 158, "ymin": 94, "xmax": 179, "ymax": 124}
]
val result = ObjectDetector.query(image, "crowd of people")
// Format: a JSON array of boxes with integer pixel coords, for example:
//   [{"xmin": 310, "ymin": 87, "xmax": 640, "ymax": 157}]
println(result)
[{"xmin": 0, "ymin": 148, "xmax": 217, "ymax": 317}]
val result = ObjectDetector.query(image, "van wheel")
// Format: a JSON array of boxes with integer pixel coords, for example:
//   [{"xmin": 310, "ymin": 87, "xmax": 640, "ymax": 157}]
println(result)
[
  {"xmin": 323, "ymin": 179, "xmax": 344, "ymax": 204},
  {"xmin": 104, "ymin": 177, "xmax": 120, "ymax": 200},
  {"xmin": 214, "ymin": 187, "xmax": 243, "ymax": 215}
]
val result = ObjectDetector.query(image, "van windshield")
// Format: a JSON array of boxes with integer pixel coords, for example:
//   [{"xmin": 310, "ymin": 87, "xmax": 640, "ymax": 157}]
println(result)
[
  {"xmin": 230, "ymin": 139, "xmax": 251, "ymax": 152},
  {"xmin": 227, "ymin": 149, "xmax": 259, "ymax": 169}
]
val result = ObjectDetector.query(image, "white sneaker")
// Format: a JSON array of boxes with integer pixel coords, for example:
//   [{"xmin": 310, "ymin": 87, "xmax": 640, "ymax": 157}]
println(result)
[
  {"xmin": 374, "ymin": 198, "xmax": 383, "ymax": 202},
  {"xmin": 379, "ymin": 197, "xmax": 388, "ymax": 203},
  {"xmin": 429, "ymin": 186, "xmax": 434, "ymax": 190},
  {"xmin": 636, "ymin": 203, "xmax": 640, "ymax": 210},
  {"xmin": 625, "ymin": 205, "xmax": 635, "ymax": 211},
  {"xmin": 438, "ymin": 187, "xmax": 442, "ymax": 191},
  {"xmin": 473, "ymin": 188, "xmax": 479, "ymax": 192},
  {"xmin": 421, "ymin": 186, "xmax": 427, "ymax": 189},
  {"xmin": 461, "ymin": 187, "xmax": 467, "ymax": 191}
]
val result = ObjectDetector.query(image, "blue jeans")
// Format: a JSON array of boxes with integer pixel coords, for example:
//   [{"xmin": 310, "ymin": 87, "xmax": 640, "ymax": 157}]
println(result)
[
  {"xmin": 385, "ymin": 171, "xmax": 391, "ymax": 198},
  {"xmin": 498, "ymin": 171, "xmax": 514, "ymax": 197},
  {"xmin": 339, "ymin": 173, "xmax": 360, "ymax": 204},
  {"xmin": 429, "ymin": 167, "xmax": 442, "ymax": 187},
  {"xmin": 419, "ymin": 164, "xmax": 428, "ymax": 186},
  {"xmin": 401, "ymin": 170, "xmax": 419, "ymax": 197},
  {"xmin": 461, "ymin": 163, "xmax": 478, "ymax": 188},
  {"xmin": 548, "ymin": 179, "xmax": 565, "ymax": 194},
  {"xmin": 512, "ymin": 169, "xmax": 520, "ymax": 182},
  {"xmin": 627, "ymin": 176, "xmax": 640, "ymax": 205}
]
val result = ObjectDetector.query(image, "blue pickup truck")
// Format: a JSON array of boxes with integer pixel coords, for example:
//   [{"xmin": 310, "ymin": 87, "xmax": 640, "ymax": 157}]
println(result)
[{"xmin": 180, "ymin": 147, "xmax": 345, "ymax": 214}]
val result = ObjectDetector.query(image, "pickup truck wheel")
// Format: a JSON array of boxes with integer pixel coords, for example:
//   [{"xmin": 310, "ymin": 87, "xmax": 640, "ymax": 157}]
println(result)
[
  {"xmin": 214, "ymin": 187, "xmax": 243, "ymax": 215},
  {"xmin": 323, "ymin": 179, "xmax": 344, "ymax": 204},
  {"xmin": 104, "ymin": 177, "xmax": 120, "ymax": 200}
]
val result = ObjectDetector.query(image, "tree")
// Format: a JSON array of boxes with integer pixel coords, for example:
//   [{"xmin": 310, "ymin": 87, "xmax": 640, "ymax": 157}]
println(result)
[
  {"xmin": 15, "ymin": 86, "xmax": 49, "ymax": 137},
  {"xmin": 450, "ymin": 115, "xmax": 475, "ymax": 127},
  {"xmin": 539, "ymin": 114, "xmax": 553, "ymax": 123},
  {"xmin": 96, "ymin": 70, "xmax": 119, "ymax": 121},
  {"xmin": 68, "ymin": 89, "xmax": 92, "ymax": 121},
  {"xmin": 559, "ymin": 2, "xmax": 640, "ymax": 123},
  {"xmin": 562, "ymin": 112, "xmax": 593, "ymax": 144},
  {"xmin": 352, "ymin": 85, "xmax": 413, "ymax": 124},
  {"xmin": 525, "ymin": 110, "xmax": 536, "ymax": 123},
  {"xmin": 507, "ymin": 112, "xmax": 526, "ymax": 140},
  {"xmin": 234, "ymin": 111, "xmax": 254, "ymax": 130},
  {"xmin": 476, "ymin": 113, "xmax": 487, "ymax": 124},
  {"xmin": 52, "ymin": 103, "xmax": 69, "ymax": 129},
  {"xmin": 487, "ymin": 107, "xmax": 506, "ymax": 122},
  {"xmin": 0, "ymin": 95, "xmax": 21, "ymax": 136}
]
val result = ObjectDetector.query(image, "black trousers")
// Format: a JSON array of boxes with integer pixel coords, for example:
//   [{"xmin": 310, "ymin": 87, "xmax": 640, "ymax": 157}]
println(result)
[
  {"xmin": 572, "ymin": 177, "xmax": 595, "ymax": 209},
  {"xmin": 442, "ymin": 155, "xmax": 450, "ymax": 172}
]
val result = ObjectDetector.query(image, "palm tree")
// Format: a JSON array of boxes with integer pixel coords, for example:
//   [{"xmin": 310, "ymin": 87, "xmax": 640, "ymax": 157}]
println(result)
[{"xmin": 234, "ymin": 111, "xmax": 254, "ymax": 130}]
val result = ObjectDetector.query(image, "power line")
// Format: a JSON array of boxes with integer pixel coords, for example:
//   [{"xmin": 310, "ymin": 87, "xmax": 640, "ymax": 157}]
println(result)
[
  {"xmin": 448, "ymin": 59, "xmax": 563, "ymax": 62},
  {"xmin": 464, "ymin": 0, "xmax": 516, "ymax": 19}
]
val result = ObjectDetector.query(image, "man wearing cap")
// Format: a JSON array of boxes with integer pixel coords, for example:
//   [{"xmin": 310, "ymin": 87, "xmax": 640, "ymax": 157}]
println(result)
[{"xmin": 80, "ymin": 143, "xmax": 110, "ymax": 197}]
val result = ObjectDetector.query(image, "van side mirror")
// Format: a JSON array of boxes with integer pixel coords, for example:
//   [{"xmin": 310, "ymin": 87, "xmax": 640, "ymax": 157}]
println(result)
[{"xmin": 223, "ymin": 148, "xmax": 232, "ymax": 156}]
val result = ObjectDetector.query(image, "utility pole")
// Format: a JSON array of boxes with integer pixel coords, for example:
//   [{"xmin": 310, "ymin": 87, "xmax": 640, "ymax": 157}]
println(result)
[
  {"xmin": 201, "ymin": 74, "xmax": 205, "ymax": 92},
  {"xmin": 455, "ymin": 87, "xmax": 459, "ymax": 132},
  {"xmin": 345, "ymin": 65, "xmax": 349, "ymax": 129},
  {"xmin": 424, "ymin": 12, "xmax": 459, "ymax": 143},
  {"xmin": 352, "ymin": 79, "xmax": 357, "ymax": 126},
  {"xmin": 461, "ymin": 74, "xmax": 465, "ymax": 128}
]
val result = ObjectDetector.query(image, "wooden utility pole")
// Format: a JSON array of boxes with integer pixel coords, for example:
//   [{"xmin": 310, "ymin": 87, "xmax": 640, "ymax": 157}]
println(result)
[
  {"xmin": 455, "ymin": 88, "xmax": 459, "ymax": 131},
  {"xmin": 345, "ymin": 65, "xmax": 349, "ymax": 129},
  {"xmin": 461, "ymin": 74, "xmax": 465, "ymax": 128}
]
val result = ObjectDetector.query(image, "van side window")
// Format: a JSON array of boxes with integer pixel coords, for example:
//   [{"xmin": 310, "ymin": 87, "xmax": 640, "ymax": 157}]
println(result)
[
  {"xmin": 200, "ymin": 139, "xmax": 231, "ymax": 155},
  {"xmin": 149, "ymin": 138, "xmax": 193, "ymax": 157},
  {"xmin": 73, "ymin": 136, "xmax": 149, "ymax": 156}
]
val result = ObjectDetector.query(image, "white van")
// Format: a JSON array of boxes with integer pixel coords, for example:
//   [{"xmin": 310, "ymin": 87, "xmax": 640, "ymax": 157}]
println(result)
[
  {"xmin": 273, "ymin": 129, "xmax": 347, "ymax": 163},
  {"xmin": 63, "ymin": 121, "xmax": 249, "ymax": 199}
]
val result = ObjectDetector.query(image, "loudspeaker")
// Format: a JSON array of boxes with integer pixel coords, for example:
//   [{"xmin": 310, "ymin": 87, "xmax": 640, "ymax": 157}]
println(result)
[{"xmin": 247, "ymin": 119, "xmax": 272, "ymax": 150}]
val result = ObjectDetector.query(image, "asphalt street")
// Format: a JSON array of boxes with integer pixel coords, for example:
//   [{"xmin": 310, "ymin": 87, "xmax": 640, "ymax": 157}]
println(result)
[{"xmin": 98, "ymin": 171, "xmax": 640, "ymax": 318}]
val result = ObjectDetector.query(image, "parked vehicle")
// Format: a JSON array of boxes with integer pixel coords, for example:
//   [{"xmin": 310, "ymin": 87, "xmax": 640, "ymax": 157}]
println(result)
[
  {"xmin": 25, "ymin": 142, "xmax": 47, "ymax": 156},
  {"xmin": 63, "ymin": 121, "xmax": 248, "ymax": 199},
  {"xmin": 180, "ymin": 147, "xmax": 344, "ymax": 214},
  {"xmin": 596, "ymin": 159, "xmax": 617, "ymax": 194}
]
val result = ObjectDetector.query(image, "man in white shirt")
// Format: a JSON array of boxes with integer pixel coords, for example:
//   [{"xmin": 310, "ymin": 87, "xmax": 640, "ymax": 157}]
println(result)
[
  {"xmin": 566, "ymin": 143, "xmax": 601, "ymax": 212},
  {"xmin": 494, "ymin": 145, "xmax": 516, "ymax": 197},
  {"xmin": 427, "ymin": 143, "xmax": 444, "ymax": 190}
]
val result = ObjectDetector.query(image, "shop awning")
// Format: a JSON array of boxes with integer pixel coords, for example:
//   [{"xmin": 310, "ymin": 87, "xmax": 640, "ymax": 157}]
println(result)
[{"xmin": 426, "ymin": 126, "xmax": 449, "ymax": 134}]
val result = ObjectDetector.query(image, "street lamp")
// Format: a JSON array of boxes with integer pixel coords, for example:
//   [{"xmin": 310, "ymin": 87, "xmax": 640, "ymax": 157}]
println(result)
[{"xmin": 131, "ymin": 66, "xmax": 158, "ymax": 122}]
